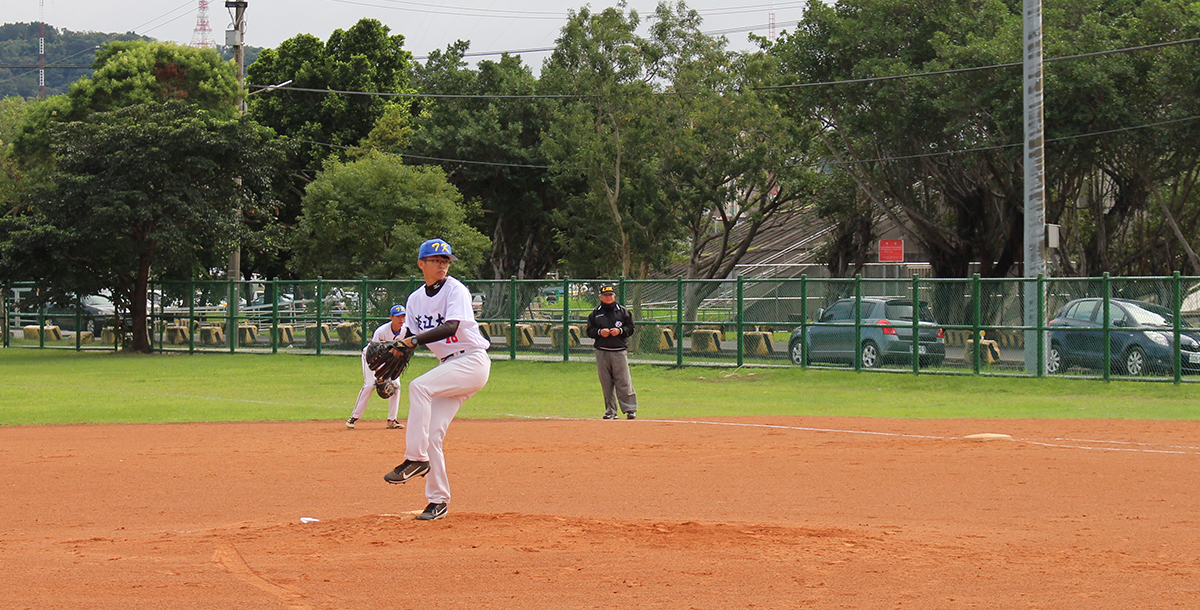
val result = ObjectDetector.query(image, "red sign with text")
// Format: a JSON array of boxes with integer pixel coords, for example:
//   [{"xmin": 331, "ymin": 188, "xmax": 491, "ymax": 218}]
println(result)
[{"xmin": 879, "ymin": 239, "xmax": 904, "ymax": 262}]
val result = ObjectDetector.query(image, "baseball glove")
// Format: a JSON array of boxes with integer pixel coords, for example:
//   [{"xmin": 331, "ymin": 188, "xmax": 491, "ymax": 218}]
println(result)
[
  {"xmin": 366, "ymin": 340, "xmax": 415, "ymax": 383},
  {"xmin": 375, "ymin": 379, "xmax": 398, "ymax": 399}
]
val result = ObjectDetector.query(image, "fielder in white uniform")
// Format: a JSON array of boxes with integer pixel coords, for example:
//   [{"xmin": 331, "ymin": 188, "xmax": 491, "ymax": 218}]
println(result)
[
  {"xmin": 346, "ymin": 304, "xmax": 408, "ymax": 430},
  {"xmin": 384, "ymin": 238, "xmax": 491, "ymax": 521}
]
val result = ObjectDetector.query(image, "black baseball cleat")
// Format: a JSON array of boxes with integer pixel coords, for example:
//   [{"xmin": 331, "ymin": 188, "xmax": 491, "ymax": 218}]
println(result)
[
  {"xmin": 416, "ymin": 502, "xmax": 447, "ymax": 521},
  {"xmin": 345, "ymin": 417, "xmax": 358, "ymax": 429},
  {"xmin": 384, "ymin": 460, "xmax": 430, "ymax": 484},
  {"xmin": 602, "ymin": 414, "xmax": 617, "ymax": 420},
  {"xmin": 386, "ymin": 419, "xmax": 403, "ymax": 429},
  {"xmin": 626, "ymin": 413, "xmax": 637, "ymax": 420}
]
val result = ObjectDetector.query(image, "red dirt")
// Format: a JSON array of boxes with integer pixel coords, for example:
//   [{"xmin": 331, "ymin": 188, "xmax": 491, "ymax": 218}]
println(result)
[{"xmin": 2, "ymin": 417, "xmax": 1199, "ymax": 609}]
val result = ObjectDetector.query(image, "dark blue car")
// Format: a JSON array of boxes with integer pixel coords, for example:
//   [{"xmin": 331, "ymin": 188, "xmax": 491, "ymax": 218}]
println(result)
[{"xmin": 1047, "ymin": 298, "xmax": 1200, "ymax": 376}]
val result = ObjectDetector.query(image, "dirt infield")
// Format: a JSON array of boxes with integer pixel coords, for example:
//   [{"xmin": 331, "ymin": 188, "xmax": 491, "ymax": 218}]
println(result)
[{"xmin": 3, "ymin": 417, "xmax": 1199, "ymax": 609}]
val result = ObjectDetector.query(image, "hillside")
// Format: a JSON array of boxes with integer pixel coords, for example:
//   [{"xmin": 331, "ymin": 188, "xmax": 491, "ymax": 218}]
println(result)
[{"xmin": 0, "ymin": 22, "xmax": 261, "ymax": 100}]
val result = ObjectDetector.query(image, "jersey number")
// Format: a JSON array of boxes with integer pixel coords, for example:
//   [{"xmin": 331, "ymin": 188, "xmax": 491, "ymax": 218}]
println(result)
[{"xmin": 446, "ymin": 335, "xmax": 459, "ymax": 344}]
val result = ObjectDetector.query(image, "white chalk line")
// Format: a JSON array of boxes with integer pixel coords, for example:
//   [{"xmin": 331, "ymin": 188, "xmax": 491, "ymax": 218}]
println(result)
[{"xmin": 507, "ymin": 414, "xmax": 1200, "ymax": 456}]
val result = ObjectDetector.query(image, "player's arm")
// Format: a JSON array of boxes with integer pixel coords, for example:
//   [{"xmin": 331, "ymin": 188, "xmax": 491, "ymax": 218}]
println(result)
[
  {"xmin": 621, "ymin": 308, "xmax": 635, "ymax": 337},
  {"xmin": 403, "ymin": 320, "xmax": 460, "ymax": 348}
]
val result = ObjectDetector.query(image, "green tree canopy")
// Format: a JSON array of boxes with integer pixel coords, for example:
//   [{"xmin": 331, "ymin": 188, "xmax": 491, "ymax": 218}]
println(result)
[
  {"xmin": 12, "ymin": 40, "xmax": 239, "ymax": 171},
  {"xmin": 245, "ymin": 18, "xmax": 416, "ymax": 281},
  {"xmin": 247, "ymin": 18, "xmax": 414, "ymax": 173},
  {"xmin": 768, "ymin": 0, "xmax": 1200, "ymax": 278},
  {"xmin": 289, "ymin": 152, "xmax": 489, "ymax": 280},
  {"xmin": 67, "ymin": 40, "xmax": 240, "ymax": 119},
  {"xmin": 0, "ymin": 102, "xmax": 283, "ymax": 352},
  {"xmin": 406, "ymin": 41, "xmax": 567, "ymax": 281},
  {"xmin": 540, "ymin": 1, "xmax": 690, "ymax": 280}
]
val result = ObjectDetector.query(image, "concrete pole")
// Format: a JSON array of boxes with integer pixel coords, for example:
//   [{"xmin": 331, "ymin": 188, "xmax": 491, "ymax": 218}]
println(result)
[
  {"xmin": 225, "ymin": 1, "xmax": 247, "ymax": 284},
  {"xmin": 1022, "ymin": 0, "xmax": 1047, "ymax": 374}
]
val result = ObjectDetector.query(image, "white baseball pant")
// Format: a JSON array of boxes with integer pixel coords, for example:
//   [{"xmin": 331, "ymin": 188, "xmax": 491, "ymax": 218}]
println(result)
[{"xmin": 404, "ymin": 349, "xmax": 491, "ymax": 505}]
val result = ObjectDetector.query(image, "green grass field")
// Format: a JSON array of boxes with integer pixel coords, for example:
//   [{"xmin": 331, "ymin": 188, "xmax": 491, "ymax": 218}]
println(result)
[{"xmin": 0, "ymin": 348, "xmax": 1196, "ymax": 426}]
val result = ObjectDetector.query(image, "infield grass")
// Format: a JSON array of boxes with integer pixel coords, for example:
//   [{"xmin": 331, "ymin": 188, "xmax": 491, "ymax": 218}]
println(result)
[{"xmin": 0, "ymin": 348, "xmax": 1197, "ymax": 426}]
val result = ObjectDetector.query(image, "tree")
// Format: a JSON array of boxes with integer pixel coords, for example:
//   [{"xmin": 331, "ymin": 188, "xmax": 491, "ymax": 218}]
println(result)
[
  {"xmin": 0, "ymin": 102, "xmax": 283, "ymax": 353},
  {"xmin": 406, "ymin": 42, "xmax": 568, "ymax": 282},
  {"xmin": 1041, "ymin": 0, "xmax": 1200, "ymax": 277},
  {"xmin": 245, "ymin": 18, "xmax": 416, "ymax": 280},
  {"xmin": 12, "ymin": 40, "xmax": 240, "ymax": 170},
  {"xmin": 652, "ymin": 35, "xmax": 823, "ymax": 318},
  {"xmin": 0, "ymin": 24, "xmax": 150, "ymax": 99},
  {"xmin": 67, "ymin": 40, "xmax": 240, "ymax": 119},
  {"xmin": 288, "ymin": 152, "xmax": 489, "ymax": 280},
  {"xmin": 0, "ymin": 96, "xmax": 29, "ymax": 211},
  {"xmin": 769, "ymin": 0, "xmax": 1028, "ymax": 280},
  {"xmin": 769, "ymin": 0, "xmax": 1200, "ymax": 281},
  {"xmin": 540, "ymin": 2, "xmax": 688, "ymax": 281}
]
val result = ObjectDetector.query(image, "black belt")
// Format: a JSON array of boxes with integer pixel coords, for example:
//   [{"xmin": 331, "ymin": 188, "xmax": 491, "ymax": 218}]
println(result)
[{"xmin": 440, "ymin": 350, "xmax": 467, "ymax": 363}]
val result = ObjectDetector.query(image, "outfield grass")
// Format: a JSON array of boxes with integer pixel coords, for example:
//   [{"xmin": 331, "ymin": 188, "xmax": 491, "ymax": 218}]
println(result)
[{"xmin": 0, "ymin": 348, "xmax": 1196, "ymax": 426}]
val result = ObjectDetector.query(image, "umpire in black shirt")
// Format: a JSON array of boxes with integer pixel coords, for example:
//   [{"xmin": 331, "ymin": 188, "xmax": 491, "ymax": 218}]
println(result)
[{"xmin": 585, "ymin": 284, "xmax": 638, "ymax": 420}]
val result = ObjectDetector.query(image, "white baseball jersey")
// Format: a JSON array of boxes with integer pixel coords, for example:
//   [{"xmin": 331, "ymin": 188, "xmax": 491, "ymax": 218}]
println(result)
[
  {"xmin": 371, "ymin": 321, "xmax": 406, "ymax": 343},
  {"xmin": 403, "ymin": 276, "xmax": 490, "ymax": 360}
]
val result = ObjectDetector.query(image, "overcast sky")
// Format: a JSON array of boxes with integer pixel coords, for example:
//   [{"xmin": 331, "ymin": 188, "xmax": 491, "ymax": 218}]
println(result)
[{"xmin": 5, "ymin": 0, "xmax": 809, "ymax": 67}]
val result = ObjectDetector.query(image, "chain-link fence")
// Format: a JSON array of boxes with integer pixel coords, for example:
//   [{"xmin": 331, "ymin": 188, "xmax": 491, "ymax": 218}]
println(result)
[{"xmin": 6, "ymin": 273, "xmax": 1199, "ymax": 382}]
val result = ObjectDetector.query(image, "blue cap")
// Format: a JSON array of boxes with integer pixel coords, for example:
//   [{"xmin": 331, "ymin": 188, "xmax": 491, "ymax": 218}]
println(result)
[
  {"xmin": 418, "ymin": 238, "xmax": 457, "ymax": 261},
  {"xmin": 389, "ymin": 304, "xmax": 406, "ymax": 316}
]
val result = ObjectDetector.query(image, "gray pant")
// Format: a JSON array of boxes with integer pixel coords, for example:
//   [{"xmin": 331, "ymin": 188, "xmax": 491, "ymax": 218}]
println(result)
[{"xmin": 595, "ymin": 349, "xmax": 637, "ymax": 416}]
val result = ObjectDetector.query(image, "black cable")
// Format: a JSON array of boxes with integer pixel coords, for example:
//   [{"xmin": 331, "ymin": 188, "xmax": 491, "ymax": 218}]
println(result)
[
  {"xmin": 251, "ymin": 84, "xmax": 583, "ymax": 99},
  {"xmin": 291, "ymin": 139, "xmax": 553, "ymax": 169},
  {"xmin": 754, "ymin": 37, "xmax": 1200, "ymax": 91}
]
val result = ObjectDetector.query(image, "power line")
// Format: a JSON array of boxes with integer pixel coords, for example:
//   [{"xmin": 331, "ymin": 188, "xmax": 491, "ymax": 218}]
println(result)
[
  {"xmin": 412, "ymin": 21, "xmax": 796, "ymax": 60},
  {"xmin": 829, "ymin": 115, "xmax": 1200, "ymax": 165},
  {"xmin": 0, "ymin": 45, "xmax": 100, "ymax": 86},
  {"xmin": 755, "ymin": 37, "xmax": 1200, "ymax": 91},
  {"xmin": 291, "ymin": 138, "xmax": 552, "ymax": 169},
  {"xmin": 250, "ymin": 84, "xmax": 584, "ymax": 99},
  {"xmin": 292, "ymin": 113, "xmax": 1200, "ymax": 172}
]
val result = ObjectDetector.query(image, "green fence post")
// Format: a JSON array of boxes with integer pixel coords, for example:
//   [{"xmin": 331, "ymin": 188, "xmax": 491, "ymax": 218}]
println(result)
[
  {"xmin": 38, "ymin": 298, "xmax": 45, "ymax": 349},
  {"xmin": 2, "ymin": 281, "xmax": 8, "ymax": 349},
  {"xmin": 316, "ymin": 277, "xmax": 324, "ymax": 356},
  {"xmin": 800, "ymin": 275, "xmax": 808, "ymax": 369},
  {"xmin": 971, "ymin": 273, "xmax": 981, "ymax": 374},
  {"xmin": 150, "ymin": 281, "xmax": 158, "ymax": 352},
  {"xmin": 227, "ymin": 279, "xmax": 236, "ymax": 354},
  {"xmin": 853, "ymin": 274, "xmax": 862, "ymax": 372},
  {"xmin": 75, "ymin": 297, "xmax": 83, "ymax": 351},
  {"xmin": 509, "ymin": 277, "xmax": 518, "ymax": 361},
  {"xmin": 188, "ymin": 278, "xmax": 196, "ymax": 354},
  {"xmin": 271, "ymin": 278, "xmax": 280, "ymax": 354},
  {"xmin": 676, "ymin": 277, "xmax": 684, "ymax": 367},
  {"xmin": 1037, "ymin": 274, "xmax": 1045, "ymax": 378},
  {"xmin": 1173, "ymin": 271, "xmax": 1182, "ymax": 384},
  {"xmin": 562, "ymin": 276, "xmax": 571, "ymax": 362},
  {"xmin": 360, "ymin": 276, "xmax": 369, "ymax": 350},
  {"xmin": 736, "ymin": 275, "xmax": 745, "ymax": 367},
  {"xmin": 911, "ymin": 274, "xmax": 920, "ymax": 374},
  {"xmin": 1102, "ymin": 272, "xmax": 1111, "ymax": 382}
]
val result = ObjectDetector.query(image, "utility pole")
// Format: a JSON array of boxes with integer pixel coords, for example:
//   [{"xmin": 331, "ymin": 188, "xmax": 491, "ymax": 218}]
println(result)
[
  {"xmin": 1022, "ymin": 0, "xmax": 1046, "ymax": 375},
  {"xmin": 225, "ymin": 0, "xmax": 247, "ymax": 285},
  {"xmin": 38, "ymin": 1, "xmax": 45, "ymax": 99}
]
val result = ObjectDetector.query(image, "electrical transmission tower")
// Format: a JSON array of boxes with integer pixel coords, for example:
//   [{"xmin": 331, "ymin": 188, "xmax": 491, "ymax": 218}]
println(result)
[{"xmin": 190, "ymin": 0, "xmax": 216, "ymax": 48}]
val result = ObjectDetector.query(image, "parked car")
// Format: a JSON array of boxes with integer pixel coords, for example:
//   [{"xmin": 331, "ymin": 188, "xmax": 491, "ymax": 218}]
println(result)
[
  {"xmin": 44, "ymin": 294, "xmax": 117, "ymax": 335},
  {"xmin": 788, "ymin": 297, "xmax": 946, "ymax": 368},
  {"xmin": 1047, "ymin": 298, "xmax": 1200, "ymax": 376}
]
